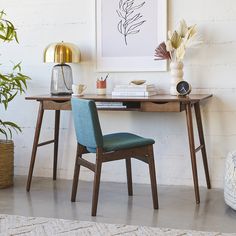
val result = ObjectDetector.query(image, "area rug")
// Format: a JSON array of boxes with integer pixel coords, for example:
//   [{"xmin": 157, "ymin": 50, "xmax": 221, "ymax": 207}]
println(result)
[{"xmin": 0, "ymin": 214, "xmax": 235, "ymax": 236}]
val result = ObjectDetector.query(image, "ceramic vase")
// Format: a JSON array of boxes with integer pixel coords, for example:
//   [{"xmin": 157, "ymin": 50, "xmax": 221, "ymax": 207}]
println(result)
[{"xmin": 170, "ymin": 61, "xmax": 184, "ymax": 95}]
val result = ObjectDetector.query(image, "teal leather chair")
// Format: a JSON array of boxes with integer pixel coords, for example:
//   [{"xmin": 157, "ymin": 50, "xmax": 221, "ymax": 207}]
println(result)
[{"xmin": 71, "ymin": 98, "xmax": 158, "ymax": 216}]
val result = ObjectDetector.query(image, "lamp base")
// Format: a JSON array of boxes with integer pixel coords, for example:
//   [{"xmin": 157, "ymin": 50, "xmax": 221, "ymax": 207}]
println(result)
[
  {"xmin": 50, "ymin": 64, "xmax": 73, "ymax": 95},
  {"xmin": 51, "ymin": 92, "xmax": 72, "ymax": 96}
]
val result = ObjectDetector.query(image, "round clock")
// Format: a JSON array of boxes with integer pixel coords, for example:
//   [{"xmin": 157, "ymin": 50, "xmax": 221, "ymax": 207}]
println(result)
[{"xmin": 176, "ymin": 81, "xmax": 192, "ymax": 96}]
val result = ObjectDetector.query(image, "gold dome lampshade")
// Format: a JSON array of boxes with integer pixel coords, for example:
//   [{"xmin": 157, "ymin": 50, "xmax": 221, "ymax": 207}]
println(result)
[{"xmin": 44, "ymin": 42, "xmax": 81, "ymax": 95}]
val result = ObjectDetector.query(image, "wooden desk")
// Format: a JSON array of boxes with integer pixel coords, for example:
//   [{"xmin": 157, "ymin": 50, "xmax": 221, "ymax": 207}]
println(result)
[{"xmin": 25, "ymin": 94, "xmax": 212, "ymax": 204}]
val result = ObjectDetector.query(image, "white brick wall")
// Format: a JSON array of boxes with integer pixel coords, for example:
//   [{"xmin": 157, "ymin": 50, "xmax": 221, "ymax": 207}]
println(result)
[{"xmin": 1, "ymin": 0, "xmax": 235, "ymax": 188}]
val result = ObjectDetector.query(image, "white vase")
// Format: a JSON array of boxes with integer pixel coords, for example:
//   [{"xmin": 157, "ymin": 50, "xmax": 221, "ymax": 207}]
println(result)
[{"xmin": 170, "ymin": 61, "xmax": 184, "ymax": 95}]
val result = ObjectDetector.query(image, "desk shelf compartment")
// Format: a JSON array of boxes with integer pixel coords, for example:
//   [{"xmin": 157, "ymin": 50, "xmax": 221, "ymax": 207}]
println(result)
[{"xmin": 97, "ymin": 101, "xmax": 141, "ymax": 111}]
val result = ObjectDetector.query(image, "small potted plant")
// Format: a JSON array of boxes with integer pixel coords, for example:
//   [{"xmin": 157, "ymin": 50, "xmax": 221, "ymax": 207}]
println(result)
[
  {"xmin": 0, "ymin": 10, "xmax": 30, "ymax": 188},
  {"xmin": 155, "ymin": 19, "xmax": 200, "ymax": 95}
]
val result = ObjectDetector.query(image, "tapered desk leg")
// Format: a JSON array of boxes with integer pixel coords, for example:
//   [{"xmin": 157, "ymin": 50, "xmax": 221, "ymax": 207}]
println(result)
[
  {"xmin": 194, "ymin": 102, "xmax": 211, "ymax": 189},
  {"xmin": 185, "ymin": 103, "xmax": 200, "ymax": 204},
  {"xmin": 53, "ymin": 110, "xmax": 60, "ymax": 180},
  {"xmin": 26, "ymin": 102, "xmax": 44, "ymax": 191}
]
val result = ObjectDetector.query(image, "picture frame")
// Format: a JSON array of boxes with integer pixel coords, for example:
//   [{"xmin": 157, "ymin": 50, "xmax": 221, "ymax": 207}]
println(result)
[{"xmin": 96, "ymin": 0, "xmax": 167, "ymax": 72}]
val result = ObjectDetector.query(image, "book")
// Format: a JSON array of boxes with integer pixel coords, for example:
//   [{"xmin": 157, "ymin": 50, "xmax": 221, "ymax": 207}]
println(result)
[
  {"xmin": 95, "ymin": 102, "xmax": 123, "ymax": 106},
  {"xmin": 96, "ymin": 105, "xmax": 127, "ymax": 109},
  {"xmin": 113, "ymin": 87, "xmax": 156, "ymax": 92},
  {"xmin": 112, "ymin": 91, "xmax": 158, "ymax": 97},
  {"xmin": 113, "ymin": 84, "xmax": 156, "ymax": 93},
  {"xmin": 95, "ymin": 101, "xmax": 126, "ymax": 109},
  {"xmin": 115, "ymin": 84, "xmax": 155, "ymax": 88}
]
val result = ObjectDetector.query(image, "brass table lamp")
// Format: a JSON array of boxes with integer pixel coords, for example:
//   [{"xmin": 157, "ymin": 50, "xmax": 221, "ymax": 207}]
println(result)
[{"xmin": 44, "ymin": 42, "xmax": 80, "ymax": 95}]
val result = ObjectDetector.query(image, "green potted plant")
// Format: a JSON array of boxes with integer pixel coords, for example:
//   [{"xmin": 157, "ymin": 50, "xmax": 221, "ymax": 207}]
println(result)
[{"xmin": 0, "ymin": 10, "xmax": 30, "ymax": 188}]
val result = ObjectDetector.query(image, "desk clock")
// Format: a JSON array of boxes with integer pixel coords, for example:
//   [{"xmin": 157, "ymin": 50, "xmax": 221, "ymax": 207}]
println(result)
[{"xmin": 176, "ymin": 81, "xmax": 191, "ymax": 96}]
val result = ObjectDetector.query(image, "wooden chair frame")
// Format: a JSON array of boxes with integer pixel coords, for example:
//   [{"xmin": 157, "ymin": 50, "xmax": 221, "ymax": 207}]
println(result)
[{"xmin": 71, "ymin": 143, "xmax": 158, "ymax": 216}]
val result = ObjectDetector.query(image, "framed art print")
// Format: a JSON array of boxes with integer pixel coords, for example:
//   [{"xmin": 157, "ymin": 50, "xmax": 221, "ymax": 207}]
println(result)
[{"xmin": 96, "ymin": 0, "xmax": 167, "ymax": 72}]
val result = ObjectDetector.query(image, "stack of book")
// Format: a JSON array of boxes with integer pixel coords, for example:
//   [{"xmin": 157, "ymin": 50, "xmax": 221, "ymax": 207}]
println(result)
[
  {"xmin": 112, "ymin": 84, "xmax": 157, "ymax": 97},
  {"xmin": 95, "ymin": 102, "xmax": 126, "ymax": 109}
]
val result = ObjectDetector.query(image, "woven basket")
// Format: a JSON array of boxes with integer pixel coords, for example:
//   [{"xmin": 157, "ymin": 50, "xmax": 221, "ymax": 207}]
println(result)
[{"xmin": 0, "ymin": 140, "xmax": 14, "ymax": 188}]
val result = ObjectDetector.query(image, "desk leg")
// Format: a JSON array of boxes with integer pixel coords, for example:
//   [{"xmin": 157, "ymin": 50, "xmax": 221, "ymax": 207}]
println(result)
[
  {"xmin": 185, "ymin": 103, "xmax": 200, "ymax": 204},
  {"xmin": 53, "ymin": 110, "xmax": 60, "ymax": 180},
  {"xmin": 26, "ymin": 102, "xmax": 44, "ymax": 191},
  {"xmin": 194, "ymin": 102, "xmax": 211, "ymax": 189}
]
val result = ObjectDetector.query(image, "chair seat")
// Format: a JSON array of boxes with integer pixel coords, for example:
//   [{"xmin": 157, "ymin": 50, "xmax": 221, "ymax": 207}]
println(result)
[{"xmin": 87, "ymin": 133, "xmax": 155, "ymax": 153}]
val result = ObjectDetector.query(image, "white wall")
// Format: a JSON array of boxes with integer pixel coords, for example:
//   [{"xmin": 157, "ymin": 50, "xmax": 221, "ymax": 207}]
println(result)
[{"xmin": 0, "ymin": 0, "xmax": 234, "ymax": 188}]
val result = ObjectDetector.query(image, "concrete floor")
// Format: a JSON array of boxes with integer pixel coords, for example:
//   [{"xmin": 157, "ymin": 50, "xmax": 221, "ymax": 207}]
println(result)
[{"xmin": 0, "ymin": 176, "xmax": 236, "ymax": 234}]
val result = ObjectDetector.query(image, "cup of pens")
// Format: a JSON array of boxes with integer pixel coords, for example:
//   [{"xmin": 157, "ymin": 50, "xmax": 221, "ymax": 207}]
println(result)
[{"xmin": 96, "ymin": 74, "xmax": 108, "ymax": 95}]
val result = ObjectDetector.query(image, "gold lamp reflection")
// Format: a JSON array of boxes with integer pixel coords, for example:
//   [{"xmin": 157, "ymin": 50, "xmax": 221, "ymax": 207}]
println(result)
[{"xmin": 44, "ymin": 42, "xmax": 81, "ymax": 95}]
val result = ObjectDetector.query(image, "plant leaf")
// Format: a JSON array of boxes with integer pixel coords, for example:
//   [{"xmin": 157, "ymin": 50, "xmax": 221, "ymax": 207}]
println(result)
[
  {"xmin": 127, "ymin": 20, "xmax": 145, "ymax": 33},
  {"xmin": 0, "ymin": 128, "xmax": 8, "ymax": 139},
  {"xmin": 178, "ymin": 19, "xmax": 188, "ymax": 38},
  {"xmin": 170, "ymin": 31, "xmax": 182, "ymax": 49},
  {"xmin": 129, "ymin": 2, "xmax": 145, "ymax": 11},
  {"xmin": 154, "ymin": 42, "xmax": 171, "ymax": 60},
  {"xmin": 176, "ymin": 43, "xmax": 185, "ymax": 61},
  {"xmin": 117, "ymin": 20, "xmax": 123, "ymax": 34},
  {"xmin": 127, "ymin": 30, "xmax": 140, "ymax": 35}
]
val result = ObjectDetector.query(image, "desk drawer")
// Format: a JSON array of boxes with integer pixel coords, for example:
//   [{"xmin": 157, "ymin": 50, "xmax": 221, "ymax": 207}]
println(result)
[
  {"xmin": 141, "ymin": 101, "xmax": 182, "ymax": 112},
  {"xmin": 43, "ymin": 101, "xmax": 71, "ymax": 110}
]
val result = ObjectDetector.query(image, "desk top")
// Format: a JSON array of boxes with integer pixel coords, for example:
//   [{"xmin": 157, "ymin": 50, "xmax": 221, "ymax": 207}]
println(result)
[{"xmin": 26, "ymin": 94, "xmax": 212, "ymax": 103}]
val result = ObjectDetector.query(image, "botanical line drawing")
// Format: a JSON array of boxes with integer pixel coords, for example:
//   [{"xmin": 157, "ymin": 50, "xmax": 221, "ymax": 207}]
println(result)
[{"xmin": 116, "ymin": 0, "xmax": 146, "ymax": 46}]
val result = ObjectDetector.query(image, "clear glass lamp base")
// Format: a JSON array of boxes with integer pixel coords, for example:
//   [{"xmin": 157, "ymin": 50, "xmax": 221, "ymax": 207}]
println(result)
[{"xmin": 50, "ymin": 64, "xmax": 73, "ymax": 95}]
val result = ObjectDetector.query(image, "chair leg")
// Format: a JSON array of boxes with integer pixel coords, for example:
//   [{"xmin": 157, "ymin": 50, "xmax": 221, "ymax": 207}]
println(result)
[
  {"xmin": 71, "ymin": 145, "xmax": 81, "ymax": 202},
  {"xmin": 126, "ymin": 158, "xmax": 133, "ymax": 196},
  {"xmin": 91, "ymin": 157, "xmax": 102, "ymax": 216},
  {"xmin": 147, "ymin": 145, "xmax": 159, "ymax": 209}
]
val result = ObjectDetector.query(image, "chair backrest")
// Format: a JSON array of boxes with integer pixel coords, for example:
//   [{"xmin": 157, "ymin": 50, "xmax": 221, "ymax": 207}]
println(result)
[{"xmin": 71, "ymin": 98, "xmax": 103, "ymax": 149}]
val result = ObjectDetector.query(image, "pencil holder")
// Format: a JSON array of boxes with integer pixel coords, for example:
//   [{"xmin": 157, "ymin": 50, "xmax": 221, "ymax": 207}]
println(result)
[{"xmin": 96, "ymin": 80, "xmax": 106, "ymax": 95}]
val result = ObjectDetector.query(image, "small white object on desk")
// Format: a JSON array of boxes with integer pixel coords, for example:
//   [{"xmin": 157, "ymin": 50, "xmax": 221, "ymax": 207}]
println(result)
[
  {"xmin": 112, "ymin": 83, "xmax": 157, "ymax": 97},
  {"xmin": 72, "ymin": 84, "xmax": 86, "ymax": 96}
]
